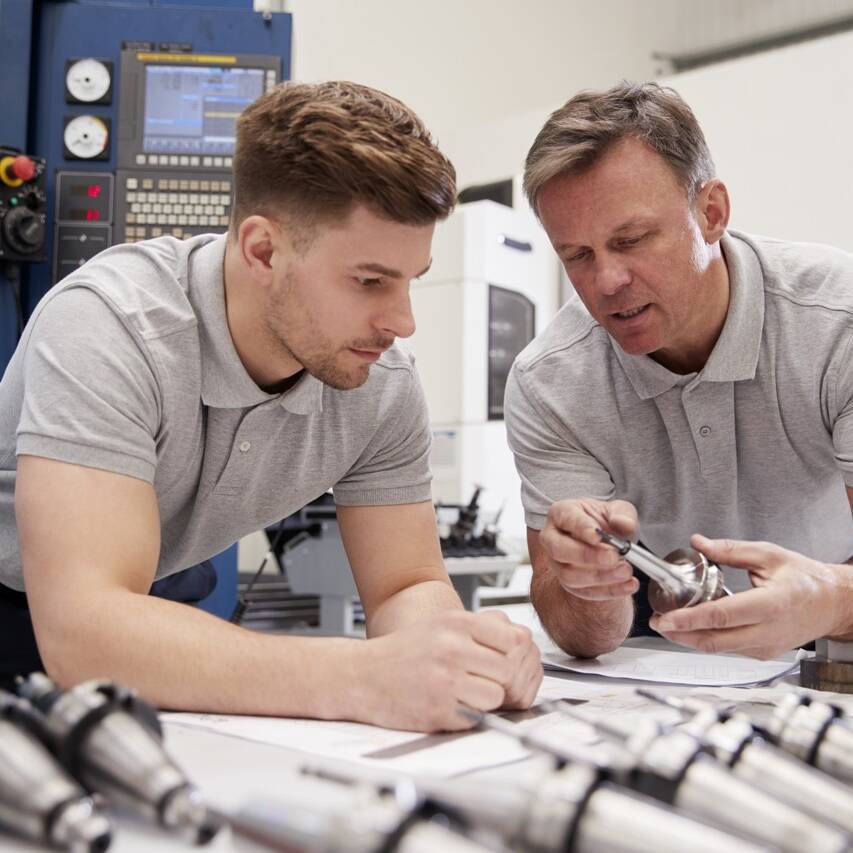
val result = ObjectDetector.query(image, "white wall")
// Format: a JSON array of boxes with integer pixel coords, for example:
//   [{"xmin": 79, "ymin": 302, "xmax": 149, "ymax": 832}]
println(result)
[
  {"xmin": 285, "ymin": 0, "xmax": 692, "ymax": 188},
  {"xmin": 662, "ymin": 29, "xmax": 853, "ymax": 252},
  {"xmin": 284, "ymin": 1, "xmax": 853, "ymax": 198}
]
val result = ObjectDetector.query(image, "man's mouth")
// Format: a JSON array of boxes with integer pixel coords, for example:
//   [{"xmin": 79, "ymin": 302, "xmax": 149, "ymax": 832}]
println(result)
[
  {"xmin": 350, "ymin": 348, "xmax": 385, "ymax": 362},
  {"xmin": 611, "ymin": 304, "xmax": 650, "ymax": 320}
]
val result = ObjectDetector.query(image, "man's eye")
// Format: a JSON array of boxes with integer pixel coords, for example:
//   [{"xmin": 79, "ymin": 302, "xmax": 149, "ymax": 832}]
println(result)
[
  {"xmin": 566, "ymin": 249, "xmax": 589, "ymax": 263},
  {"xmin": 357, "ymin": 277, "xmax": 383, "ymax": 287},
  {"xmin": 618, "ymin": 235, "xmax": 644, "ymax": 248}
]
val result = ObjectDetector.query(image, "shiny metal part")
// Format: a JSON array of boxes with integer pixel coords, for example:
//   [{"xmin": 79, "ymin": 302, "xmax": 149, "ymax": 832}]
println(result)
[
  {"xmin": 596, "ymin": 529, "xmax": 731, "ymax": 613},
  {"xmin": 455, "ymin": 707, "xmax": 769, "ymax": 853},
  {"xmin": 17, "ymin": 673, "xmax": 219, "ymax": 845},
  {"xmin": 552, "ymin": 701, "xmax": 849, "ymax": 853},
  {"xmin": 639, "ymin": 689, "xmax": 853, "ymax": 836},
  {"xmin": 233, "ymin": 769, "xmax": 496, "ymax": 853},
  {"xmin": 766, "ymin": 692, "xmax": 853, "ymax": 785},
  {"xmin": 0, "ymin": 690, "xmax": 112, "ymax": 852}
]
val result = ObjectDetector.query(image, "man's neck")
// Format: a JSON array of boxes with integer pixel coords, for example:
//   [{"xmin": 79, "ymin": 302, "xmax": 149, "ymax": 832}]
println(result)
[{"xmin": 222, "ymin": 241, "xmax": 303, "ymax": 388}]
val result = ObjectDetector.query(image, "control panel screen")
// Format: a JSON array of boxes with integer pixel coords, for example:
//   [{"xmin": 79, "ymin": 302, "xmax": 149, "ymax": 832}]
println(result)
[{"xmin": 142, "ymin": 65, "xmax": 265, "ymax": 156}]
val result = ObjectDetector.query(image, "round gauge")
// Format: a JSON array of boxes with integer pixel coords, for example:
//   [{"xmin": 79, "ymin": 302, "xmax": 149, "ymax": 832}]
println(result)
[
  {"xmin": 66, "ymin": 58, "xmax": 111, "ymax": 103},
  {"xmin": 64, "ymin": 115, "xmax": 109, "ymax": 159}
]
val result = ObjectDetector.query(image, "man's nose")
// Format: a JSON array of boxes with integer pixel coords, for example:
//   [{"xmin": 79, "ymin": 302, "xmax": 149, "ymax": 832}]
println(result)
[
  {"xmin": 376, "ymin": 291, "xmax": 416, "ymax": 340},
  {"xmin": 594, "ymin": 253, "xmax": 632, "ymax": 296}
]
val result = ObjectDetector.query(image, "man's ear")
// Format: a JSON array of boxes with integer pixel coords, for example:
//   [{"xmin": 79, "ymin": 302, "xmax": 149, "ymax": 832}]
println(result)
[
  {"xmin": 696, "ymin": 178, "xmax": 730, "ymax": 244},
  {"xmin": 236, "ymin": 215, "xmax": 282, "ymax": 288}
]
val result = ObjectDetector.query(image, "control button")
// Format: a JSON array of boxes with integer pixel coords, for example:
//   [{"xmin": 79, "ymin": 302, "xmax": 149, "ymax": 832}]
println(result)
[
  {"xmin": 179, "ymin": 156, "xmax": 189, "ymax": 166},
  {"xmin": 126, "ymin": 213, "xmax": 136, "ymax": 224},
  {"xmin": 169, "ymin": 155, "xmax": 179, "ymax": 166},
  {"xmin": 10, "ymin": 156, "xmax": 36, "ymax": 182},
  {"xmin": 238, "ymin": 440, "xmax": 251, "ymax": 453},
  {"xmin": 190, "ymin": 156, "xmax": 200, "ymax": 167},
  {"xmin": 222, "ymin": 180, "xmax": 231, "ymax": 191},
  {"xmin": 126, "ymin": 192, "xmax": 136, "ymax": 203},
  {"xmin": 213, "ymin": 157, "xmax": 223, "ymax": 168},
  {"xmin": 151, "ymin": 227, "xmax": 162, "ymax": 237},
  {"xmin": 142, "ymin": 178, "xmax": 153, "ymax": 189},
  {"xmin": 126, "ymin": 177, "xmax": 138, "ymax": 189},
  {"xmin": 224, "ymin": 157, "xmax": 233, "ymax": 168},
  {"xmin": 135, "ymin": 154, "xmax": 146, "ymax": 165},
  {"xmin": 699, "ymin": 425, "xmax": 712, "ymax": 437},
  {"xmin": 148, "ymin": 155, "xmax": 158, "ymax": 165},
  {"xmin": 202, "ymin": 157, "xmax": 212, "ymax": 167},
  {"xmin": 210, "ymin": 181, "xmax": 220, "ymax": 192}
]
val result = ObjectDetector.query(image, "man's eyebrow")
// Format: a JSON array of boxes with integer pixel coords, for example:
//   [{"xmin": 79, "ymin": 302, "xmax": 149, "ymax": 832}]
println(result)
[
  {"xmin": 354, "ymin": 259, "xmax": 432, "ymax": 279},
  {"xmin": 555, "ymin": 219, "xmax": 653, "ymax": 253}
]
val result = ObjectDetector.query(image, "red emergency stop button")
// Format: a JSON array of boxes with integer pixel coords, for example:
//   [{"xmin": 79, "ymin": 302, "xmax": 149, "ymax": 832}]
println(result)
[
  {"xmin": 11, "ymin": 156, "xmax": 36, "ymax": 182},
  {"xmin": 0, "ymin": 155, "xmax": 36, "ymax": 187}
]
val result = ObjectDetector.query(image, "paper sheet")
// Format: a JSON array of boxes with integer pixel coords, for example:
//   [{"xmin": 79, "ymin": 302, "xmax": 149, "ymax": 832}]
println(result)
[
  {"xmin": 164, "ymin": 712, "xmax": 530, "ymax": 778},
  {"xmin": 543, "ymin": 646, "xmax": 799, "ymax": 687},
  {"xmin": 162, "ymin": 675, "xmax": 684, "ymax": 780}
]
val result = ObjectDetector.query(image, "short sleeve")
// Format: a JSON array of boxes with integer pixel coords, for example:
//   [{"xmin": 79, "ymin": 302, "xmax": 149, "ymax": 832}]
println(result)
[
  {"xmin": 504, "ymin": 363, "xmax": 614, "ymax": 529},
  {"xmin": 15, "ymin": 286, "xmax": 161, "ymax": 482},
  {"xmin": 333, "ymin": 368, "xmax": 432, "ymax": 506},
  {"xmin": 831, "ymin": 331, "xmax": 853, "ymax": 487}
]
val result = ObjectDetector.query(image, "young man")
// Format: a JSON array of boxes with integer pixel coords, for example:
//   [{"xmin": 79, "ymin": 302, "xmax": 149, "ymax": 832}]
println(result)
[
  {"xmin": 0, "ymin": 81, "xmax": 542, "ymax": 731},
  {"xmin": 506, "ymin": 81, "xmax": 853, "ymax": 661}
]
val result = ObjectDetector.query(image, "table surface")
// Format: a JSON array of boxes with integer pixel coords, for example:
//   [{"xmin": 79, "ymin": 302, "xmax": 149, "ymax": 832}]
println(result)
[{"xmin": 0, "ymin": 607, "xmax": 831, "ymax": 853}]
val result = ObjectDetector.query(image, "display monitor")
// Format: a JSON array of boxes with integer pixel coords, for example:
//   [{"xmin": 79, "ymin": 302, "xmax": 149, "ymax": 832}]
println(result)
[{"xmin": 142, "ymin": 65, "xmax": 265, "ymax": 156}]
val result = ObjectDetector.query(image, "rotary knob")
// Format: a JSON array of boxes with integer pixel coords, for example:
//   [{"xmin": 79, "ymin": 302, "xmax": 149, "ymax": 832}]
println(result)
[{"xmin": 2, "ymin": 207, "xmax": 45, "ymax": 254}]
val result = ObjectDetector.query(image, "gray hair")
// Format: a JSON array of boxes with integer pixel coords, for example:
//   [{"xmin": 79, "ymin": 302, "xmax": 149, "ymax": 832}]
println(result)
[{"xmin": 523, "ymin": 80, "xmax": 715, "ymax": 216}]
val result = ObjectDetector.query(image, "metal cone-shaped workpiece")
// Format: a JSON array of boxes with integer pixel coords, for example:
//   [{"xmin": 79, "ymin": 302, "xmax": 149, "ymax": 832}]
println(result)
[
  {"xmin": 17, "ymin": 673, "xmax": 219, "ymax": 845},
  {"xmin": 0, "ymin": 689, "xmax": 111, "ymax": 852},
  {"xmin": 596, "ymin": 529, "xmax": 730, "ymax": 613}
]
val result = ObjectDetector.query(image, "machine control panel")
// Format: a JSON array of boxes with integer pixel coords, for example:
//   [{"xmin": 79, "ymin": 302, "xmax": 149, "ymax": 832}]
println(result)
[
  {"xmin": 51, "ymin": 47, "xmax": 281, "ymax": 277},
  {"xmin": 112, "ymin": 49, "xmax": 279, "ymax": 246},
  {"xmin": 0, "ymin": 148, "xmax": 48, "ymax": 263}
]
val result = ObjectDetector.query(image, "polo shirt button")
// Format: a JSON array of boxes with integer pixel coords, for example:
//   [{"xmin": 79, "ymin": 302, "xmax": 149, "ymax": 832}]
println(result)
[
  {"xmin": 238, "ymin": 440, "xmax": 252, "ymax": 452},
  {"xmin": 699, "ymin": 425, "xmax": 712, "ymax": 437}
]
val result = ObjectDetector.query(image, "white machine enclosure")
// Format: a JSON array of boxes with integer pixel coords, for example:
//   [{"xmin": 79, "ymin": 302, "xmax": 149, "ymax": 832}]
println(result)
[{"xmin": 406, "ymin": 199, "xmax": 559, "ymax": 541}]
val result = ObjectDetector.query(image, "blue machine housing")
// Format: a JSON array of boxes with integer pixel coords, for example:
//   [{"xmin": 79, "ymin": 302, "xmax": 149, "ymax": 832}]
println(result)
[{"xmin": 1, "ymin": 0, "xmax": 292, "ymax": 617}]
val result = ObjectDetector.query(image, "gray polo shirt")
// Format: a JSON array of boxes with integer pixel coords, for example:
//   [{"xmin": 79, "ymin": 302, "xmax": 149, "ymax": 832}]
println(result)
[
  {"xmin": 506, "ymin": 230, "xmax": 853, "ymax": 590},
  {"xmin": 0, "ymin": 234, "xmax": 432, "ymax": 592}
]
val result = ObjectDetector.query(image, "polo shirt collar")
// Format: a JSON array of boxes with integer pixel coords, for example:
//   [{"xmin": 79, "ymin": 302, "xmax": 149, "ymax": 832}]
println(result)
[
  {"xmin": 189, "ymin": 235, "xmax": 325, "ymax": 414},
  {"xmin": 611, "ymin": 230, "xmax": 765, "ymax": 400}
]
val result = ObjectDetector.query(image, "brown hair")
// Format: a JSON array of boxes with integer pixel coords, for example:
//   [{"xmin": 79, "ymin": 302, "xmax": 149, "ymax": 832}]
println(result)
[
  {"xmin": 232, "ymin": 80, "xmax": 456, "ymax": 235},
  {"xmin": 524, "ymin": 80, "xmax": 715, "ymax": 216}
]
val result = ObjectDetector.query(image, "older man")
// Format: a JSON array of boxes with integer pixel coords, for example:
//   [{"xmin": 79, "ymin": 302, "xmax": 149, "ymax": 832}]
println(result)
[{"xmin": 506, "ymin": 81, "xmax": 853, "ymax": 661}]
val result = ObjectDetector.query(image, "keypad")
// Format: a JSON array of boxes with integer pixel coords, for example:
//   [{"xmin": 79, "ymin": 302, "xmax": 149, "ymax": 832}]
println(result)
[{"xmin": 122, "ymin": 175, "xmax": 232, "ymax": 242}]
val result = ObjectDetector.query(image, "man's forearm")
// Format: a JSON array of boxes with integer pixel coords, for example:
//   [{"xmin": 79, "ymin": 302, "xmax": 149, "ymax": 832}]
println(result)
[
  {"xmin": 531, "ymin": 567, "xmax": 633, "ymax": 658},
  {"xmin": 35, "ymin": 589, "xmax": 376, "ymax": 719},
  {"xmin": 366, "ymin": 576, "xmax": 462, "ymax": 637}
]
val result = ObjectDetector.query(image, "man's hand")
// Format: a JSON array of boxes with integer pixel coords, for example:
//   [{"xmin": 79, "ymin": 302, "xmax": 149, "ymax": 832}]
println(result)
[
  {"xmin": 539, "ymin": 498, "xmax": 641, "ymax": 601},
  {"xmin": 651, "ymin": 534, "xmax": 853, "ymax": 660},
  {"xmin": 357, "ymin": 610, "xmax": 542, "ymax": 732}
]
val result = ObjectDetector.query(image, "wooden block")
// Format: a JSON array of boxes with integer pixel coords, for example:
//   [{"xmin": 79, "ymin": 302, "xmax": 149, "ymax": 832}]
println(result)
[{"xmin": 800, "ymin": 656, "xmax": 853, "ymax": 694}]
